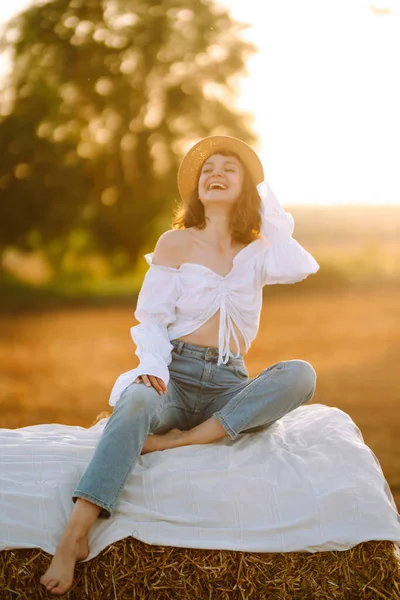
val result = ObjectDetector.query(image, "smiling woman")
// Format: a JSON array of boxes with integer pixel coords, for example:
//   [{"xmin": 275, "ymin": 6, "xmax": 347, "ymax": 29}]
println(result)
[
  {"xmin": 38, "ymin": 134, "xmax": 321, "ymax": 595},
  {"xmin": 172, "ymin": 150, "xmax": 263, "ymax": 246},
  {"xmin": 200, "ymin": 155, "xmax": 243, "ymax": 196}
]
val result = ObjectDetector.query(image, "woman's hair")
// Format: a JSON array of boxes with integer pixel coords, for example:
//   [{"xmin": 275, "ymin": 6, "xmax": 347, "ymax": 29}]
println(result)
[{"xmin": 171, "ymin": 151, "xmax": 262, "ymax": 244}]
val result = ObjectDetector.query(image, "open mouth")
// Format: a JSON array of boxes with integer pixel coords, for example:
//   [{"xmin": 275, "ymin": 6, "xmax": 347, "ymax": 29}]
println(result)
[{"xmin": 208, "ymin": 182, "xmax": 227, "ymax": 191}]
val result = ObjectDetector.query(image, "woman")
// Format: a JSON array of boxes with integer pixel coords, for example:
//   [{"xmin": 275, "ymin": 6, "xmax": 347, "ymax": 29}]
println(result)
[{"xmin": 40, "ymin": 135, "xmax": 320, "ymax": 594}]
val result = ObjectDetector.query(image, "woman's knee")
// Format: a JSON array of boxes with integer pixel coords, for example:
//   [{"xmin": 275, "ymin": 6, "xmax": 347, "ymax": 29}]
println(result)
[
  {"xmin": 285, "ymin": 359, "xmax": 317, "ymax": 400},
  {"xmin": 116, "ymin": 382, "xmax": 160, "ymax": 416}
]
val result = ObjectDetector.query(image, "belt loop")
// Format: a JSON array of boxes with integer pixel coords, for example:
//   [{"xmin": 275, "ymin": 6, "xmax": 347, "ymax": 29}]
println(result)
[{"xmin": 176, "ymin": 341, "xmax": 184, "ymax": 355}]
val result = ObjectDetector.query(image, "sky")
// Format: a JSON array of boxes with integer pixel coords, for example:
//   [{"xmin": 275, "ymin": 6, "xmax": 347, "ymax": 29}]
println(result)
[{"xmin": 1, "ymin": 0, "xmax": 400, "ymax": 206}]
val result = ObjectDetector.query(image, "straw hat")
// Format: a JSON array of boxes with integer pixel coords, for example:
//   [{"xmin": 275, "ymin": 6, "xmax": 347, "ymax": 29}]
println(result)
[{"xmin": 177, "ymin": 135, "xmax": 264, "ymax": 202}]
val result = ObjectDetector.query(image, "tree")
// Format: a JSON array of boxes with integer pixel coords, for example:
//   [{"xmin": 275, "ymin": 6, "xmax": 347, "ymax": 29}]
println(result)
[{"xmin": 0, "ymin": 0, "xmax": 257, "ymax": 273}]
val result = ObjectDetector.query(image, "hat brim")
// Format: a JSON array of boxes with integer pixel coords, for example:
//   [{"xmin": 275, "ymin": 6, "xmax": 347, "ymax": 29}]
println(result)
[{"xmin": 177, "ymin": 135, "xmax": 264, "ymax": 203}]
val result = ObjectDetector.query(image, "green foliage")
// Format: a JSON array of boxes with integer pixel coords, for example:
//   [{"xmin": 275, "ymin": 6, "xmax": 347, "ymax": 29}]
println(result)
[
  {"xmin": 0, "ymin": 271, "xmax": 140, "ymax": 311},
  {"xmin": 0, "ymin": 0, "xmax": 256, "ymax": 272}
]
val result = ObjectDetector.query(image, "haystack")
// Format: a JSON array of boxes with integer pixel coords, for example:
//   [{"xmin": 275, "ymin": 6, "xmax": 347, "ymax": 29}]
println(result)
[
  {"xmin": 2, "ymin": 406, "xmax": 400, "ymax": 599},
  {"xmin": 1, "ymin": 538, "xmax": 399, "ymax": 599}
]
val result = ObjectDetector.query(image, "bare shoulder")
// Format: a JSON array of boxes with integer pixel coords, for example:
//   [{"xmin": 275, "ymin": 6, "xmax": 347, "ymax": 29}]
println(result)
[{"xmin": 152, "ymin": 229, "xmax": 192, "ymax": 268}]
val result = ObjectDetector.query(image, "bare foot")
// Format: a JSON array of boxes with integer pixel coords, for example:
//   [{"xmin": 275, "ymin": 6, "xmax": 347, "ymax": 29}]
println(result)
[
  {"xmin": 40, "ymin": 535, "xmax": 89, "ymax": 595},
  {"xmin": 141, "ymin": 428, "xmax": 186, "ymax": 454}
]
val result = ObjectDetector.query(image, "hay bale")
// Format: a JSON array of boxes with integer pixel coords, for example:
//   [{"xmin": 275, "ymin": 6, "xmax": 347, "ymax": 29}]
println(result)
[{"xmin": 1, "ymin": 538, "xmax": 399, "ymax": 599}]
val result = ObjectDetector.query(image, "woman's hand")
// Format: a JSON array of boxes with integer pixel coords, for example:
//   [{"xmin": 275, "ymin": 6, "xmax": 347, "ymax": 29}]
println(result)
[{"xmin": 135, "ymin": 375, "xmax": 168, "ymax": 395}]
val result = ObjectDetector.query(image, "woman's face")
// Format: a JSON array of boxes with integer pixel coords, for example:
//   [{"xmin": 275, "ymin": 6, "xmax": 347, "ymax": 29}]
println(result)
[{"xmin": 198, "ymin": 153, "xmax": 244, "ymax": 205}]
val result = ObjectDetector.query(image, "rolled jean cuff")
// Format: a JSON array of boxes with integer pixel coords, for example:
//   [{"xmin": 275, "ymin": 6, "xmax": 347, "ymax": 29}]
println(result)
[
  {"xmin": 213, "ymin": 412, "xmax": 237, "ymax": 440},
  {"xmin": 72, "ymin": 491, "xmax": 112, "ymax": 519}
]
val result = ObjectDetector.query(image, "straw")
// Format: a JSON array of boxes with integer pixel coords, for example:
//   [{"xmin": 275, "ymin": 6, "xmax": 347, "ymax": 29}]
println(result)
[{"xmin": 1, "ymin": 538, "xmax": 399, "ymax": 599}]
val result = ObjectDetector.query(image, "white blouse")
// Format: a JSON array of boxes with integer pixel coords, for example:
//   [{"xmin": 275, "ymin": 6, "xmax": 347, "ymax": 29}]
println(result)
[{"xmin": 108, "ymin": 182, "xmax": 320, "ymax": 406}]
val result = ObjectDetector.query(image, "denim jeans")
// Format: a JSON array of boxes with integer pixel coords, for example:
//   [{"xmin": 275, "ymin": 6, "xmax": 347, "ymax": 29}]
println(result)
[{"xmin": 72, "ymin": 340, "xmax": 317, "ymax": 518}]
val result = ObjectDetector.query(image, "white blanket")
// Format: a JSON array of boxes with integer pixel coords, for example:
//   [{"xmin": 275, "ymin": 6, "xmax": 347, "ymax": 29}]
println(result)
[{"xmin": 1, "ymin": 404, "xmax": 399, "ymax": 558}]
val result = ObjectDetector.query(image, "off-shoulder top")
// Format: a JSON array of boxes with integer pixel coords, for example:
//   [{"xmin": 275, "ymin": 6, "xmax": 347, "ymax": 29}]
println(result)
[{"xmin": 108, "ymin": 182, "xmax": 320, "ymax": 406}]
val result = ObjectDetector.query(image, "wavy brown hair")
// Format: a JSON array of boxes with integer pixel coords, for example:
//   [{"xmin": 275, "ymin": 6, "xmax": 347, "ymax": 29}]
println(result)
[{"xmin": 172, "ymin": 151, "xmax": 262, "ymax": 244}]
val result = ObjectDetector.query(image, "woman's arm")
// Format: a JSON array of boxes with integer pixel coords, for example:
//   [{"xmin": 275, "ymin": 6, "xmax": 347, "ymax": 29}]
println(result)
[
  {"xmin": 108, "ymin": 232, "xmax": 182, "ymax": 406},
  {"xmin": 131, "ymin": 231, "xmax": 184, "ymax": 382},
  {"xmin": 257, "ymin": 181, "xmax": 320, "ymax": 285}
]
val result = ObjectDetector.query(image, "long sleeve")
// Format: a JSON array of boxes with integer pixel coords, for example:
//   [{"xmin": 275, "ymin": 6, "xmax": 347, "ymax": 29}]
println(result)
[
  {"xmin": 108, "ymin": 258, "xmax": 179, "ymax": 406},
  {"xmin": 257, "ymin": 181, "xmax": 320, "ymax": 286}
]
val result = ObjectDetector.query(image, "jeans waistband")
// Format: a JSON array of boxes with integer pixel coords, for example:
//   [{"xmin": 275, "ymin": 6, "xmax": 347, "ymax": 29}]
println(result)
[{"xmin": 171, "ymin": 339, "xmax": 244, "ymax": 365}]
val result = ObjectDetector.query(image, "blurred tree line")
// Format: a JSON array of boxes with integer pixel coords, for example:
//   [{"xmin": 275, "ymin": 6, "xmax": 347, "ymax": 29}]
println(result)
[{"xmin": 0, "ymin": 0, "xmax": 256, "ymax": 277}]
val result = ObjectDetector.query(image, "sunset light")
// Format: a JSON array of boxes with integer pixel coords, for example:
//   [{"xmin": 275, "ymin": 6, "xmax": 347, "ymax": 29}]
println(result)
[{"xmin": 1, "ymin": 0, "xmax": 399, "ymax": 205}]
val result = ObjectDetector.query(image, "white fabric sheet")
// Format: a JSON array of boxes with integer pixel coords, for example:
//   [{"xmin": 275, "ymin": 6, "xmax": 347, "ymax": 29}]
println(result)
[{"xmin": 1, "ymin": 404, "xmax": 399, "ymax": 559}]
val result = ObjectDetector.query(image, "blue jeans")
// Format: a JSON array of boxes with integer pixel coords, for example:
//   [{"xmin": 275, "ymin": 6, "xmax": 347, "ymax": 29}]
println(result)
[{"xmin": 72, "ymin": 340, "xmax": 317, "ymax": 518}]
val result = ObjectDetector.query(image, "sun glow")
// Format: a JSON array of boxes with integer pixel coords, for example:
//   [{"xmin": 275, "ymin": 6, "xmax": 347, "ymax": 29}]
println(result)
[
  {"xmin": 219, "ymin": 0, "xmax": 400, "ymax": 205},
  {"xmin": 1, "ymin": 0, "xmax": 399, "ymax": 205}
]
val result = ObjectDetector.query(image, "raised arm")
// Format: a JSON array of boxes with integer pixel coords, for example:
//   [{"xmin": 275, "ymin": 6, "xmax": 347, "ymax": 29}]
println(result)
[
  {"xmin": 257, "ymin": 181, "xmax": 320, "ymax": 285},
  {"xmin": 108, "ymin": 231, "xmax": 183, "ymax": 407}
]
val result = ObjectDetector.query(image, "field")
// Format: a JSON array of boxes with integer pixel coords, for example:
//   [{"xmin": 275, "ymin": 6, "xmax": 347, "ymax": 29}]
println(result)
[{"xmin": 1, "ymin": 286, "xmax": 399, "ymax": 512}]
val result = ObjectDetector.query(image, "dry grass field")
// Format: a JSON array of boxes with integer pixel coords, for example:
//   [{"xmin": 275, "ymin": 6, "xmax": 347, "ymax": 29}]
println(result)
[{"xmin": 0, "ymin": 287, "xmax": 399, "ymax": 512}]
